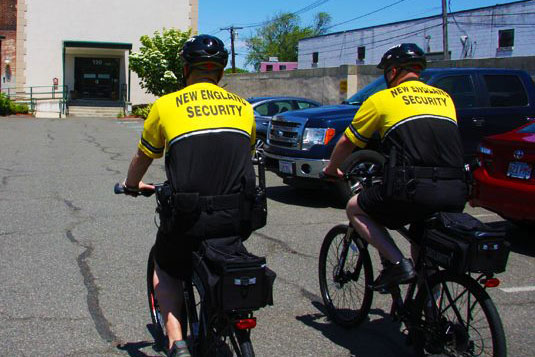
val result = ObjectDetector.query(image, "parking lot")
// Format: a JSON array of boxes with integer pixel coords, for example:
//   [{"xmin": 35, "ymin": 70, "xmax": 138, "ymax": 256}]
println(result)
[{"xmin": 0, "ymin": 116, "xmax": 533, "ymax": 356}]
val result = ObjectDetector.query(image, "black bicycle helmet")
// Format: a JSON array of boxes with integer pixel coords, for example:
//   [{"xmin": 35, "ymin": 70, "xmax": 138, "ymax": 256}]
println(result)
[
  {"xmin": 181, "ymin": 34, "xmax": 229, "ymax": 68},
  {"xmin": 377, "ymin": 43, "xmax": 427, "ymax": 70}
]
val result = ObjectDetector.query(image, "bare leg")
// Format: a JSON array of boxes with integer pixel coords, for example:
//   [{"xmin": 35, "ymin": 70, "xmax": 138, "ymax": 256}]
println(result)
[
  {"xmin": 346, "ymin": 193, "xmax": 404, "ymax": 263},
  {"xmin": 153, "ymin": 261, "xmax": 184, "ymax": 350}
]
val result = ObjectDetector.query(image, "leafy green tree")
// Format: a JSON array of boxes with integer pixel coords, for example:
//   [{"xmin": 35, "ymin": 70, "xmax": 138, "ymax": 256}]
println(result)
[
  {"xmin": 245, "ymin": 12, "xmax": 331, "ymax": 71},
  {"xmin": 129, "ymin": 28, "xmax": 191, "ymax": 96},
  {"xmin": 313, "ymin": 12, "xmax": 332, "ymax": 35}
]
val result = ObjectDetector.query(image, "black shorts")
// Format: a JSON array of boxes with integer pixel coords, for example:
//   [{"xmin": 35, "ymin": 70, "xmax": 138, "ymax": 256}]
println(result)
[
  {"xmin": 153, "ymin": 229, "xmax": 199, "ymax": 280},
  {"xmin": 358, "ymin": 179, "xmax": 467, "ymax": 230}
]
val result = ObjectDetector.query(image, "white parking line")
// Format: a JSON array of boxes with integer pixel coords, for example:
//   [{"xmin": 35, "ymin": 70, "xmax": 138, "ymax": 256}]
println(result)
[{"xmin": 499, "ymin": 286, "xmax": 535, "ymax": 293}]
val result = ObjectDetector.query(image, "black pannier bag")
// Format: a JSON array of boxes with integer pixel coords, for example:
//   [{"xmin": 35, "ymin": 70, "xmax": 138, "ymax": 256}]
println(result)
[
  {"xmin": 424, "ymin": 212, "xmax": 510, "ymax": 275},
  {"xmin": 193, "ymin": 237, "xmax": 275, "ymax": 312}
]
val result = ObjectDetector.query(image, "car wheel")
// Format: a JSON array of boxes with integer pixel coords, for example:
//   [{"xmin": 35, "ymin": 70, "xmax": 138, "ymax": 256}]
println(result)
[{"xmin": 334, "ymin": 150, "xmax": 385, "ymax": 206}]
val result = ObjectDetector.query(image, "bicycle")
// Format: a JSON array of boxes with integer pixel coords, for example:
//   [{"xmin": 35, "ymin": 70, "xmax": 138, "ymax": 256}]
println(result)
[
  {"xmin": 114, "ymin": 183, "xmax": 256, "ymax": 357},
  {"xmin": 318, "ymin": 166, "xmax": 508, "ymax": 357}
]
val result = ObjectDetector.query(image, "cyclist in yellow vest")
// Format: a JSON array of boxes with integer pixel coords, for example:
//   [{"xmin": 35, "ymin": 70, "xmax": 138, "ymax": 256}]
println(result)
[
  {"xmin": 123, "ymin": 35, "xmax": 256, "ymax": 357},
  {"xmin": 323, "ymin": 43, "xmax": 467, "ymax": 290}
]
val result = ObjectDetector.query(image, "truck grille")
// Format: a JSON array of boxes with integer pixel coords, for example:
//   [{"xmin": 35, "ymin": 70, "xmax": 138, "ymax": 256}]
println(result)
[{"xmin": 268, "ymin": 117, "xmax": 305, "ymax": 149}]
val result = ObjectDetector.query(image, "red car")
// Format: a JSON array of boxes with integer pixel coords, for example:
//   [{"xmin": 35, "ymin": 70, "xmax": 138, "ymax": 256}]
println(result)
[{"xmin": 470, "ymin": 122, "xmax": 535, "ymax": 225}]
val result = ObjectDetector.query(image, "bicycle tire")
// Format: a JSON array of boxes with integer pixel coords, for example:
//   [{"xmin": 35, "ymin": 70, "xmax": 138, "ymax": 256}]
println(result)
[
  {"xmin": 147, "ymin": 246, "xmax": 166, "ymax": 349},
  {"xmin": 318, "ymin": 224, "xmax": 374, "ymax": 328},
  {"xmin": 235, "ymin": 330, "xmax": 255, "ymax": 357},
  {"xmin": 413, "ymin": 271, "xmax": 506, "ymax": 357}
]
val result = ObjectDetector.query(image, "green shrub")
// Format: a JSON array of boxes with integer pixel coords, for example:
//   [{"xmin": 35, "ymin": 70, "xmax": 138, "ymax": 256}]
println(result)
[
  {"xmin": 0, "ymin": 93, "xmax": 30, "ymax": 115},
  {"xmin": 13, "ymin": 103, "xmax": 29, "ymax": 114},
  {"xmin": 132, "ymin": 103, "xmax": 153, "ymax": 119},
  {"xmin": 0, "ymin": 93, "xmax": 11, "ymax": 116}
]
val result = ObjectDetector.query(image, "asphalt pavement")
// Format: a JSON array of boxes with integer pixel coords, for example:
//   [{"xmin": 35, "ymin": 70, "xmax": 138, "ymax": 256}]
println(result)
[{"xmin": 0, "ymin": 116, "xmax": 533, "ymax": 356}]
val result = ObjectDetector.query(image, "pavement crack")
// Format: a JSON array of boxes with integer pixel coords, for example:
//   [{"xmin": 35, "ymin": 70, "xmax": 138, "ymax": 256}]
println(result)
[
  {"xmin": 105, "ymin": 166, "xmax": 122, "ymax": 175},
  {"xmin": 63, "ymin": 198, "xmax": 82, "ymax": 212},
  {"xmin": 0, "ymin": 230, "xmax": 17, "ymax": 236},
  {"xmin": 59, "ymin": 194, "xmax": 118, "ymax": 345},
  {"xmin": 83, "ymin": 132, "xmax": 124, "ymax": 162},
  {"xmin": 67, "ymin": 229, "xmax": 119, "ymax": 344},
  {"xmin": 253, "ymin": 231, "xmax": 315, "ymax": 259}
]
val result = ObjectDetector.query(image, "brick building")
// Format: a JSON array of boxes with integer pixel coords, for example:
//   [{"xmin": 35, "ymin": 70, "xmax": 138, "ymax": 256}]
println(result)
[{"xmin": 0, "ymin": 0, "xmax": 17, "ymax": 92}]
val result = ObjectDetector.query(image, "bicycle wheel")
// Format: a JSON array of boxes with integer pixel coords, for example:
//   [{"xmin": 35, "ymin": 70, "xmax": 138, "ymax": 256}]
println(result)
[
  {"xmin": 318, "ymin": 224, "xmax": 374, "ymax": 327},
  {"xmin": 191, "ymin": 268, "xmax": 255, "ymax": 357},
  {"xmin": 147, "ymin": 247, "xmax": 166, "ymax": 349},
  {"xmin": 413, "ymin": 271, "xmax": 506, "ymax": 357}
]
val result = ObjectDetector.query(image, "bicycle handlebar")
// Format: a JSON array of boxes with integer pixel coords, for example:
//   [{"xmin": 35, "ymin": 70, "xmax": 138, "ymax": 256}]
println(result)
[{"xmin": 113, "ymin": 182, "xmax": 157, "ymax": 197}]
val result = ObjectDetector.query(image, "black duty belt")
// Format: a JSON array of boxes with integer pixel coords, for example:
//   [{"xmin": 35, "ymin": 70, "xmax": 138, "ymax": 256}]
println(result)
[
  {"xmin": 408, "ymin": 166, "xmax": 465, "ymax": 180},
  {"xmin": 172, "ymin": 192, "xmax": 242, "ymax": 213}
]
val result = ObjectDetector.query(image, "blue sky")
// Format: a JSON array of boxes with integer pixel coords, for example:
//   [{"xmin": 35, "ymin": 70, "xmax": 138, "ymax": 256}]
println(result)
[{"xmin": 198, "ymin": 0, "xmax": 522, "ymax": 70}]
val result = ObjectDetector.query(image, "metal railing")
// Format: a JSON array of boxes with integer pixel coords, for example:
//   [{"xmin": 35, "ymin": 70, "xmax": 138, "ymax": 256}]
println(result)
[{"xmin": 1, "ymin": 85, "xmax": 69, "ymax": 115}]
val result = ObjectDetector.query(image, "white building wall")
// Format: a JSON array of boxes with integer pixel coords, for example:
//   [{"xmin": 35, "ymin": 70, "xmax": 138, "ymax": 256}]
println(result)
[
  {"xmin": 298, "ymin": 0, "xmax": 535, "ymax": 69},
  {"xmin": 24, "ymin": 0, "xmax": 194, "ymax": 104}
]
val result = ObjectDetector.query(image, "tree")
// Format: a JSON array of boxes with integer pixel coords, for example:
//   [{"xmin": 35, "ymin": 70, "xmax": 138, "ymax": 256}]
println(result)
[
  {"xmin": 245, "ymin": 12, "xmax": 331, "ymax": 71},
  {"xmin": 129, "ymin": 28, "xmax": 191, "ymax": 97},
  {"xmin": 313, "ymin": 12, "xmax": 332, "ymax": 36}
]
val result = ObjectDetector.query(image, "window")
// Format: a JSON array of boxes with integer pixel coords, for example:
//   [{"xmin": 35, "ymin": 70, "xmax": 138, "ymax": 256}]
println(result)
[
  {"xmin": 296, "ymin": 101, "xmax": 320, "ymax": 109},
  {"xmin": 266, "ymin": 65, "xmax": 273, "ymax": 72},
  {"xmin": 484, "ymin": 75, "xmax": 527, "ymax": 107},
  {"xmin": 433, "ymin": 75, "xmax": 477, "ymax": 109},
  {"xmin": 255, "ymin": 100, "xmax": 293, "ymax": 116},
  {"xmin": 312, "ymin": 52, "xmax": 319, "ymax": 64},
  {"xmin": 255, "ymin": 103, "xmax": 269, "ymax": 116},
  {"xmin": 498, "ymin": 29, "xmax": 514, "ymax": 49},
  {"xmin": 280, "ymin": 65, "xmax": 287, "ymax": 71},
  {"xmin": 357, "ymin": 46, "xmax": 365, "ymax": 61}
]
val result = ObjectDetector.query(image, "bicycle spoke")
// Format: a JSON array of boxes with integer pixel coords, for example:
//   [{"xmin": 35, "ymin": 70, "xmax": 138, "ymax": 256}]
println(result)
[{"xmin": 421, "ymin": 274, "xmax": 504, "ymax": 357}]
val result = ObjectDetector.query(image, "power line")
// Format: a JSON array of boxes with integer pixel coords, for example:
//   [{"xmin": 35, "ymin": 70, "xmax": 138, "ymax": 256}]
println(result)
[
  {"xmin": 218, "ymin": 0, "xmax": 331, "ymax": 31},
  {"xmin": 325, "ymin": 0, "xmax": 408, "ymax": 31},
  {"xmin": 220, "ymin": 26, "xmax": 243, "ymax": 72},
  {"xmin": 298, "ymin": 8, "xmax": 535, "ymax": 56},
  {"xmin": 299, "ymin": 19, "xmax": 440, "ymax": 55}
]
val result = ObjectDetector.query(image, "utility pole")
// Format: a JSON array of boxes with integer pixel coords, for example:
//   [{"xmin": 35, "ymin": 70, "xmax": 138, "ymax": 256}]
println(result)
[
  {"xmin": 442, "ymin": 0, "xmax": 450, "ymax": 60},
  {"xmin": 220, "ymin": 26, "xmax": 243, "ymax": 73}
]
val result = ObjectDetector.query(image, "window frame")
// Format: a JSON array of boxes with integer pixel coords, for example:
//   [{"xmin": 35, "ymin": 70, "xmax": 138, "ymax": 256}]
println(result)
[
  {"xmin": 431, "ymin": 74, "xmax": 478, "ymax": 109},
  {"xmin": 482, "ymin": 74, "xmax": 528, "ymax": 108},
  {"xmin": 498, "ymin": 28, "xmax": 514, "ymax": 50}
]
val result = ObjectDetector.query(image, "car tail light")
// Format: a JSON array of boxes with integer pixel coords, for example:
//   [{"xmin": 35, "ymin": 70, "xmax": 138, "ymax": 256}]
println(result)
[{"xmin": 235, "ymin": 318, "xmax": 257, "ymax": 330}]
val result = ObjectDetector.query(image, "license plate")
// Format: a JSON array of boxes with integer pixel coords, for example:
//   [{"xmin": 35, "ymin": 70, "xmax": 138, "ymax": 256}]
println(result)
[
  {"xmin": 279, "ymin": 160, "xmax": 293, "ymax": 174},
  {"xmin": 507, "ymin": 161, "xmax": 532, "ymax": 180}
]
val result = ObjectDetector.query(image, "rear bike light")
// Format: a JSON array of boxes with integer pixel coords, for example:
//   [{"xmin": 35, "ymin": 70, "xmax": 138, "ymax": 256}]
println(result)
[
  {"xmin": 483, "ymin": 278, "xmax": 500, "ymax": 288},
  {"xmin": 235, "ymin": 318, "xmax": 257, "ymax": 330}
]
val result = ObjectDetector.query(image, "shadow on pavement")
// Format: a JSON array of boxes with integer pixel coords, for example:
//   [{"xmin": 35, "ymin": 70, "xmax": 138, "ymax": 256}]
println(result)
[
  {"xmin": 116, "ymin": 324, "xmax": 164, "ymax": 357},
  {"xmin": 485, "ymin": 220, "xmax": 535, "ymax": 257},
  {"xmin": 267, "ymin": 185, "xmax": 343, "ymax": 209},
  {"xmin": 296, "ymin": 301, "xmax": 414, "ymax": 357}
]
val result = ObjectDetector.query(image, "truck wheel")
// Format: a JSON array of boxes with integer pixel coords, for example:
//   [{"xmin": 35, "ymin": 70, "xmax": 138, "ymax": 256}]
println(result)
[{"xmin": 335, "ymin": 150, "xmax": 385, "ymax": 206}]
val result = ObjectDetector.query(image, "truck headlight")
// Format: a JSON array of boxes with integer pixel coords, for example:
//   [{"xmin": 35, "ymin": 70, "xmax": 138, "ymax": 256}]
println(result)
[{"xmin": 302, "ymin": 128, "xmax": 335, "ymax": 150}]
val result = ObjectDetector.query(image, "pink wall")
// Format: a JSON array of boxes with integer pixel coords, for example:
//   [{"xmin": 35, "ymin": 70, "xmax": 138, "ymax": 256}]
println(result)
[{"xmin": 259, "ymin": 62, "xmax": 298, "ymax": 72}]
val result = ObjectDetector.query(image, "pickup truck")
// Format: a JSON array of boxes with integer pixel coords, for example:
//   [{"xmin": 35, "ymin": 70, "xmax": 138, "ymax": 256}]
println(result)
[{"xmin": 263, "ymin": 68, "xmax": 535, "ymax": 202}]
